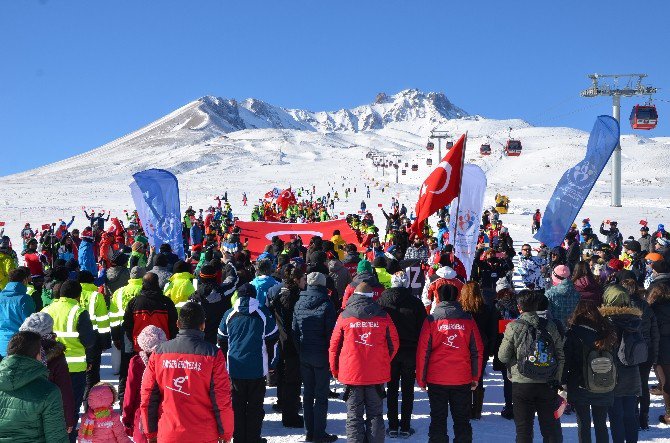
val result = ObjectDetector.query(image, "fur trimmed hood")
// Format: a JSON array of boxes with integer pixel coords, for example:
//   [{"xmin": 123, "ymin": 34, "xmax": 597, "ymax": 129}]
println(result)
[{"xmin": 598, "ymin": 305, "xmax": 642, "ymax": 318}]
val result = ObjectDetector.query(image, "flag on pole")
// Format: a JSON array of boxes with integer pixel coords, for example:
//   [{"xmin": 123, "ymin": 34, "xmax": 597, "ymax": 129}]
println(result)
[
  {"xmin": 276, "ymin": 188, "xmax": 297, "ymax": 212},
  {"xmin": 411, "ymin": 134, "xmax": 466, "ymax": 235}
]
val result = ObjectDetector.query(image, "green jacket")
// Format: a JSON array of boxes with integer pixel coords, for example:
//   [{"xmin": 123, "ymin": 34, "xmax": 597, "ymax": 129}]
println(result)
[
  {"xmin": 497, "ymin": 311, "xmax": 565, "ymax": 384},
  {"xmin": 0, "ymin": 355, "xmax": 69, "ymax": 442}
]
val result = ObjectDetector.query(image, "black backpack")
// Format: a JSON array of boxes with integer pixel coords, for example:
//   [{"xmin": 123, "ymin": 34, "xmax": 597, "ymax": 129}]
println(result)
[
  {"xmin": 617, "ymin": 326, "xmax": 648, "ymax": 366},
  {"xmin": 515, "ymin": 318, "xmax": 559, "ymax": 381},
  {"xmin": 579, "ymin": 338, "xmax": 616, "ymax": 393}
]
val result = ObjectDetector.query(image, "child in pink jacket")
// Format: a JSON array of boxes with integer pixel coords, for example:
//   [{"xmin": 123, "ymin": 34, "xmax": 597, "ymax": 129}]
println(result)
[{"xmin": 77, "ymin": 383, "xmax": 130, "ymax": 443}]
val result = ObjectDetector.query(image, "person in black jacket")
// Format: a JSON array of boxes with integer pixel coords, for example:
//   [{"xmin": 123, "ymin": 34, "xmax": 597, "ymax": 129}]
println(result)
[
  {"xmin": 621, "ymin": 278, "xmax": 660, "ymax": 429},
  {"xmin": 563, "ymin": 300, "xmax": 617, "ymax": 443},
  {"xmin": 648, "ymin": 283, "xmax": 670, "ymax": 424},
  {"xmin": 267, "ymin": 265, "xmax": 306, "ymax": 428},
  {"xmin": 492, "ymin": 287, "xmax": 519, "ymax": 420},
  {"xmin": 377, "ymin": 270, "xmax": 427, "ymax": 437},
  {"xmin": 189, "ymin": 264, "xmax": 236, "ymax": 345},
  {"xmin": 472, "ymin": 249, "xmax": 510, "ymax": 292},
  {"xmin": 460, "ymin": 281, "xmax": 499, "ymax": 419}
]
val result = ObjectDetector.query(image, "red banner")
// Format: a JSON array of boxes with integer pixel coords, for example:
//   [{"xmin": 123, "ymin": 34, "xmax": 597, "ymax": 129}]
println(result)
[{"xmin": 236, "ymin": 219, "xmax": 359, "ymax": 259}]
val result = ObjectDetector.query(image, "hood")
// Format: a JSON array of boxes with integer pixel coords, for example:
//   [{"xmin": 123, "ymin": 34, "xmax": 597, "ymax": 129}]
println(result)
[
  {"xmin": 193, "ymin": 282, "xmax": 222, "ymax": 304},
  {"xmin": 434, "ymin": 301, "xmax": 469, "ymax": 318},
  {"xmin": 345, "ymin": 293, "xmax": 384, "ymax": 319},
  {"xmin": 0, "ymin": 355, "xmax": 48, "ymax": 391},
  {"xmin": 0, "ymin": 282, "xmax": 26, "ymax": 295},
  {"xmin": 343, "ymin": 252, "xmax": 361, "ymax": 264},
  {"xmin": 328, "ymin": 259, "xmax": 345, "ymax": 273},
  {"xmin": 42, "ymin": 338, "xmax": 66, "ymax": 363},
  {"xmin": 299, "ymin": 285, "xmax": 330, "ymax": 309},
  {"xmin": 233, "ymin": 295, "xmax": 260, "ymax": 315},
  {"xmin": 517, "ymin": 311, "xmax": 543, "ymax": 327},
  {"xmin": 106, "ymin": 266, "xmax": 129, "ymax": 283},
  {"xmin": 352, "ymin": 271, "xmax": 379, "ymax": 286},
  {"xmin": 599, "ymin": 305, "xmax": 643, "ymax": 331},
  {"xmin": 599, "ymin": 305, "xmax": 642, "ymax": 319},
  {"xmin": 169, "ymin": 272, "xmax": 194, "ymax": 282},
  {"xmin": 87, "ymin": 383, "xmax": 115, "ymax": 410},
  {"xmin": 436, "ymin": 266, "xmax": 457, "ymax": 279},
  {"xmin": 573, "ymin": 277, "xmax": 600, "ymax": 292},
  {"xmin": 380, "ymin": 287, "xmax": 411, "ymax": 304}
]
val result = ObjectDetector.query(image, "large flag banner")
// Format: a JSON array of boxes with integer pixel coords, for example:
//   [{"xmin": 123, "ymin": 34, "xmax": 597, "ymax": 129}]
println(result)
[
  {"xmin": 449, "ymin": 164, "xmax": 487, "ymax": 280},
  {"xmin": 276, "ymin": 187, "xmax": 297, "ymax": 212},
  {"xmin": 236, "ymin": 219, "xmax": 359, "ymax": 259},
  {"xmin": 411, "ymin": 134, "xmax": 466, "ymax": 235},
  {"xmin": 130, "ymin": 169, "xmax": 184, "ymax": 258},
  {"xmin": 535, "ymin": 116, "xmax": 620, "ymax": 248}
]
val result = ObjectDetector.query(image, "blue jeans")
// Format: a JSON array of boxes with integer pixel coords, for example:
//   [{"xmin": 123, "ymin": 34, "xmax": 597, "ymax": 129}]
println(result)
[
  {"xmin": 608, "ymin": 396, "xmax": 638, "ymax": 443},
  {"xmin": 300, "ymin": 356, "xmax": 330, "ymax": 440}
]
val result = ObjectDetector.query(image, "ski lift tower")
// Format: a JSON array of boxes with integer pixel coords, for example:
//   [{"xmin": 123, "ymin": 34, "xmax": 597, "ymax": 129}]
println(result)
[
  {"xmin": 429, "ymin": 129, "xmax": 451, "ymax": 160},
  {"xmin": 580, "ymin": 73, "xmax": 657, "ymax": 207}
]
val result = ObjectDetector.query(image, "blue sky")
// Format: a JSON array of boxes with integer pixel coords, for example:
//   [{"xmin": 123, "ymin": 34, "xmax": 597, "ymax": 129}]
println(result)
[{"xmin": 1, "ymin": 0, "xmax": 668, "ymax": 175}]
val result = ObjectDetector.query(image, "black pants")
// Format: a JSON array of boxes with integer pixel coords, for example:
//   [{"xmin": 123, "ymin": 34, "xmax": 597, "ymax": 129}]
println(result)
[
  {"xmin": 656, "ymin": 363, "xmax": 670, "ymax": 415},
  {"xmin": 502, "ymin": 370, "xmax": 513, "ymax": 408},
  {"xmin": 231, "ymin": 377, "xmax": 266, "ymax": 443},
  {"xmin": 70, "ymin": 371, "xmax": 87, "ymax": 443},
  {"xmin": 345, "ymin": 385, "xmax": 385, "ymax": 443},
  {"xmin": 277, "ymin": 350, "xmax": 302, "ymax": 422},
  {"xmin": 511, "ymin": 383, "xmax": 562, "ymax": 443},
  {"xmin": 300, "ymin": 357, "xmax": 330, "ymax": 440},
  {"xmin": 427, "ymin": 383, "xmax": 472, "ymax": 443},
  {"xmin": 386, "ymin": 347, "xmax": 416, "ymax": 431},
  {"xmin": 573, "ymin": 403, "xmax": 609, "ymax": 443},
  {"xmin": 638, "ymin": 360, "xmax": 653, "ymax": 420},
  {"xmin": 117, "ymin": 349, "xmax": 134, "ymax": 405}
]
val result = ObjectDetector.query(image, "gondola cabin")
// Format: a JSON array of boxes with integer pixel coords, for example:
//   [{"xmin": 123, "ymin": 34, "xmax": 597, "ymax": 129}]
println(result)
[
  {"xmin": 411, "ymin": 164, "xmax": 418, "ymax": 172},
  {"xmin": 427, "ymin": 141, "xmax": 435, "ymax": 151},
  {"xmin": 426, "ymin": 158, "xmax": 433, "ymax": 166},
  {"xmin": 404, "ymin": 162, "xmax": 408, "ymax": 167},
  {"xmin": 480, "ymin": 144, "xmax": 491, "ymax": 156},
  {"xmin": 630, "ymin": 105, "xmax": 658, "ymax": 130},
  {"xmin": 504, "ymin": 140, "xmax": 522, "ymax": 157},
  {"xmin": 401, "ymin": 169, "xmax": 406, "ymax": 176},
  {"xmin": 446, "ymin": 141, "xmax": 453, "ymax": 149}
]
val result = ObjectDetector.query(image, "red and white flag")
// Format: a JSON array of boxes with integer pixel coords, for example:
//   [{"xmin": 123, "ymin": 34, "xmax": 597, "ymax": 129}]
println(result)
[
  {"xmin": 411, "ymin": 134, "xmax": 466, "ymax": 235},
  {"xmin": 276, "ymin": 188, "xmax": 297, "ymax": 212}
]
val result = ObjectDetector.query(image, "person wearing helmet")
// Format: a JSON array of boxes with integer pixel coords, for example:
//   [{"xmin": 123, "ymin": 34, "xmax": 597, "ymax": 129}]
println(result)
[{"xmin": 652, "ymin": 224, "xmax": 670, "ymax": 242}]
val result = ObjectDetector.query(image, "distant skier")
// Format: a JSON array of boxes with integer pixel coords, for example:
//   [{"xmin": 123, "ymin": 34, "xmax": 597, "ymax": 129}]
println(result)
[
  {"xmin": 242, "ymin": 193, "xmax": 248, "ymax": 206},
  {"xmin": 366, "ymin": 186, "xmax": 371, "ymax": 198},
  {"xmin": 532, "ymin": 209, "xmax": 541, "ymax": 233},
  {"xmin": 361, "ymin": 200, "xmax": 367, "ymax": 213}
]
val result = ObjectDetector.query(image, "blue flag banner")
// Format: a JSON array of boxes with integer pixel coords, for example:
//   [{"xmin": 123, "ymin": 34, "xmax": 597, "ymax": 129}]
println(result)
[
  {"xmin": 130, "ymin": 169, "xmax": 184, "ymax": 259},
  {"xmin": 534, "ymin": 115, "xmax": 619, "ymax": 248}
]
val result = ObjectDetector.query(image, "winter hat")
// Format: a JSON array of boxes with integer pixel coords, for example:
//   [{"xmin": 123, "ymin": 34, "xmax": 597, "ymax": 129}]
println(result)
[
  {"xmin": 199, "ymin": 264, "xmax": 217, "ymax": 281},
  {"xmin": 607, "ymin": 259, "xmax": 625, "ymax": 271},
  {"xmin": 308, "ymin": 251, "xmax": 327, "ymax": 266},
  {"xmin": 551, "ymin": 265, "xmax": 571, "ymax": 286},
  {"xmin": 641, "ymin": 225, "xmax": 650, "ymax": 232},
  {"xmin": 353, "ymin": 282, "xmax": 374, "ymax": 298},
  {"xmin": 357, "ymin": 259, "xmax": 373, "ymax": 274},
  {"xmin": 646, "ymin": 252, "xmax": 663, "ymax": 262},
  {"xmin": 603, "ymin": 284, "xmax": 631, "ymax": 307},
  {"xmin": 652, "ymin": 261, "xmax": 670, "ymax": 274},
  {"xmin": 306, "ymin": 272, "xmax": 326, "ymax": 287},
  {"xmin": 81, "ymin": 227, "xmax": 94, "ymax": 240},
  {"xmin": 658, "ymin": 237, "xmax": 670, "ymax": 247},
  {"xmin": 86, "ymin": 383, "xmax": 117, "ymax": 411},
  {"xmin": 615, "ymin": 270, "xmax": 637, "ymax": 283},
  {"xmin": 130, "ymin": 266, "xmax": 146, "ymax": 279},
  {"xmin": 137, "ymin": 325, "xmax": 168, "ymax": 353},
  {"xmin": 391, "ymin": 271, "xmax": 409, "ymax": 288},
  {"xmin": 496, "ymin": 278, "xmax": 512, "ymax": 293},
  {"xmin": 372, "ymin": 256, "xmax": 387, "ymax": 269},
  {"xmin": 236, "ymin": 282, "xmax": 257, "ymax": 299},
  {"xmin": 626, "ymin": 240, "xmax": 641, "ymax": 253},
  {"xmin": 19, "ymin": 312, "xmax": 54, "ymax": 337},
  {"xmin": 659, "ymin": 224, "xmax": 665, "ymax": 231},
  {"xmin": 111, "ymin": 249, "xmax": 128, "ymax": 266}
]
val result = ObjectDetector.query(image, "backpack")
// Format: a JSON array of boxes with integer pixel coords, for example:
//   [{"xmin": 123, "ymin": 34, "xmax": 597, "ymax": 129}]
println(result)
[
  {"xmin": 617, "ymin": 326, "xmax": 648, "ymax": 366},
  {"xmin": 579, "ymin": 338, "xmax": 617, "ymax": 393},
  {"xmin": 515, "ymin": 318, "xmax": 559, "ymax": 381}
]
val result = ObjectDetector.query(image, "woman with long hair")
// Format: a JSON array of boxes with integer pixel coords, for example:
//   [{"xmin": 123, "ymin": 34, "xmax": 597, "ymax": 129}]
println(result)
[
  {"xmin": 572, "ymin": 261, "xmax": 603, "ymax": 305},
  {"xmin": 492, "ymin": 287, "xmax": 518, "ymax": 419},
  {"xmin": 621, "ymin": 278, "xmax": 659, "ymax": 429},
  {"xmin": 460, "ymin": 281, "xmax": 499, "ymax": 419},
  {"xmin": 563, "ymin": 300, "xmax": 617, "ymax": 443},
  {"xmin": 648, "ymin": 283, "xmax": 670, "ymax": 424}
]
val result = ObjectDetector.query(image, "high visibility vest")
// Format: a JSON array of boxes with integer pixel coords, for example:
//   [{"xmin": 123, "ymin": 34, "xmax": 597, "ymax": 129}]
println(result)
[
  {"xmin": 80, "ymin": 283, "xmax": 110, "ymax": 334},
  {"xmin": 109, "ymin": 279, "xmax": 143, "ymax": 327},
  {"xmin": 43, "ymin": 297, "xmax": 86, "ymax": 372},
  {"xmin": 164, "ymin": 272, "xmax": 195, "ymax": 310}
]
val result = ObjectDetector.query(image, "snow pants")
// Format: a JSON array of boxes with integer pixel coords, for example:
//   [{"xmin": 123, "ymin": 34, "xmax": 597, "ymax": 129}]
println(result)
[
  {"xmin": 512, "ymin": 382, "xmax": 562, "ymax": 443},
  {"xmin": 427, "ymin": 383, "xmax": 472, "ymax": 443},
  {"xmin": 344, "ymin": 384, "xmax": 385, "ymax": 443},
  {"xmin": 232, "ymin": 377, "xmax": 266, "ymax": 443},
  {"xmin": 386, "ymin": 347, "xmax": 416, "ymax": 431}
]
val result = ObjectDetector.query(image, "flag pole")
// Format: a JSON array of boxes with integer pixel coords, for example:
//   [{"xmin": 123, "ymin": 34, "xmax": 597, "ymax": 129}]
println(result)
[{"xmin": 450, "ymin": 133, "xmax": 468, "ymax": 260}]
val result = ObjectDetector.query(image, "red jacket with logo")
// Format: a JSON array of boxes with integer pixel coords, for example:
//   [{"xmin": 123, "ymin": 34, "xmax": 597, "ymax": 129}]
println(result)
[
  {"xmin": 329, "ymin": 294, "xmax": 399, "ymax": 385},
  {"xmin": 140, "ymin": 329, "xmax": 234, "ymax": 442},
  {"xmin": 416, "ymin": 301, "xmax": 483, "ymax": 388}
]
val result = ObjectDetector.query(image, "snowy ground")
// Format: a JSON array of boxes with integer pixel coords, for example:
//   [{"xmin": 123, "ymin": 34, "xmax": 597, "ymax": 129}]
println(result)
[{"xmin": 99, "ymin": 352, "xmax": 670, "ymax": 442}]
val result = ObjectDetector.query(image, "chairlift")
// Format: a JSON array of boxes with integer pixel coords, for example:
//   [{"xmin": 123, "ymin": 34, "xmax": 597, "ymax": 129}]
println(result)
[
  {"xmin": 630, "ymin": 104, "xmax": 658, "ymax": 130},
  {"xmin": 401, "ymin": 169, "xmax": 406, "ymax": 176},
  {"xmin": 411, "ymin": 164, "xmax": 418, "ymax": 172},
  {"xmin": 480, "ymin": 144, "xmax": 491, "ymax": 156},
  {"xmin": 426, "ymin": 158, "xmax": 433, "ymax": 166}
]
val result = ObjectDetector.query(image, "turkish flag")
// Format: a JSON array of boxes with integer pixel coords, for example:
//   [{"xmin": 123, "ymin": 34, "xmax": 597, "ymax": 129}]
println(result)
[
  {"xmin": 276, "ymin": 188, "xmax": 297, "ymax": 212},
  {"xmin": 411, "ymin": 134, "xmax": 466, "ymax": 235}
]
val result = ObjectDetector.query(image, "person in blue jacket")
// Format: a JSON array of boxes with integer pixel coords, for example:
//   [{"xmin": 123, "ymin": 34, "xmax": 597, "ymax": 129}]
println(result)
[
  {"xmin": 0, "ymin": 267, "xmax": 35, "ymax": 357},
  {"xmin": 250, "ymin": 259, "xmax": 279, "ymax": 307},
  {"xmin": 218, "ymin": 283, "xmax": 278, "ymax": 443},
  {"xmin": 77, "ymin": 228, "xmax": 97, "ymax": 275}
]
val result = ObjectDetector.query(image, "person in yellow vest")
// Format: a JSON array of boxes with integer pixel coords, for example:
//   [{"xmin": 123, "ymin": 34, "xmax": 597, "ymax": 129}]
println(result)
[
  {"xmin": 109, "ymin": 265, "xmax": 145, "ymax": 405},
  {"xmin": 163, "ymin": 260, "xmax": 195, "ymax": 310},
  {"xmin": 372, "ymin": 256, "xmax": 393, "ymax": 289},
  {"xmin": 42, "ymin": 279, "xmax": 95, "ymax": 442},
  {"xmin": 77, "ymin": 270, "xmax": 110, "ymax": 406},
  {"xmin": 330, "ymin": 230, "xmax": 347, "ymax": 261}
]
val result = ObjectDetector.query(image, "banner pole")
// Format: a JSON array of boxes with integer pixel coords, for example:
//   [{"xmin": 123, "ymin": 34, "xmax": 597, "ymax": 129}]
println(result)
[{"xmin": 451, "ymin": 133, "xmax": 468, "ymax": 256}]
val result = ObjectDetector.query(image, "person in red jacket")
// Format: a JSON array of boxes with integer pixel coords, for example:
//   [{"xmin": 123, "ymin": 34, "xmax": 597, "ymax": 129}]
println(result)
[
  {"xmin": 329, "ymin": 282, "xmax": 399, "ymax": 443},
  {"xmin": 140, "ymin": 302, "xmax": 234, "ymax": 443},
  {"xmin": 416, "ymin": 283, "xmax": 483, "ymax": 443},
  {"xmin": 341, "ymin": 260, "xmax": 385, "ymax": 308}
]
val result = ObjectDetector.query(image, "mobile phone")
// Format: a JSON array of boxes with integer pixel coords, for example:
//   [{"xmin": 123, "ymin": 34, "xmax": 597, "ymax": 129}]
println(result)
[{"xmin": 244, "ymin": 238, "xmax": 249, "ymax": 242}]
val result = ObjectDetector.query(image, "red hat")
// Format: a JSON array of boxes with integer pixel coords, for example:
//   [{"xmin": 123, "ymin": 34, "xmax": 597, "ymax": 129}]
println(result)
[{"xmin": 607, "ymin": 259, "xmax": 624, "ymax": 271}]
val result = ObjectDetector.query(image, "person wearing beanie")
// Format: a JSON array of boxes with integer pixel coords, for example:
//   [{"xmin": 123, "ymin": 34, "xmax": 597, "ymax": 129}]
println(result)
[
  {"xmin": 600, "ymin": 220, "xmax": 624, "ymax": 256},
  {"xmin": 649, "ymin": 261, "xmax": 670, "ymax": 292},
  {"xmin": 292, "ymin": 272, "xmax": 338, "ymax": 442},
  {"xmin": 341, "ymin": 259, "xmax": 385, "ymax": 308},
  {"xmin": 147, "ymin": 243, "xmax": 180, "ymax": 272},
  {"xmin": 147, "ymin": 253, "xmax": 172, "ymax": 290},
  {"xmin": 342, "ymin": 243, "xmax": 362, "ymax": 277},
  {"xmin": 249, "ymin": 258, "xmax": 279, "ymax": 308},
  {"xmin": 545, "ymin": 264, "xmax": 580, "ymax": 329},
  {"xmin": 42, "ymin": 279, "xmax": 95, "ymax": 442},
  {"xmin": 189, "ymin": 263, "xmax": 236, "ymax": 345},
  {"xmin": 77, "ymin": 382, "xmax": 130, "ymax": 442},
  {"xmin": 218, "ymin": 283, "xmax": 278, "ymax": 443},
  {"xmin": 638, "ymin": 225, "xmax": 653, "ymax": 255},
  {"xmin": 19, "ymin": 312, "xmax": 76, "ymax": 433},
  {"xmin": 372, "ymin": 256, "xmax": 392, "ymax": 289},
  {"xmin": 0, "ymin": 267, "xmax": 35, "ymax": 357},
  {"xmin": 163, "ymin": 260, "xmax": 196, "ymax": 311},
  {"xmin": 329, "ymin": 282, "xmax": 399, "ymax": 443},
  {"xmin": 599, "ymin": 284, "xmax": 645, "ymax": 442},
  {"xmin": 416, "ymin": 282, "xmax": 484, "ymax": 442},
  {"xmin": 377, "ymin": 271, "xmax": 427, "ymax": 437},
  {"xmin": 141, "ymin": 302, "xmax": 234, "ymax": 443},
  {"xmin": 128, "ymin": 242, "xmax": 147, "ymax": 269},
  {"xmin": 0, "ymin": 331, "xmax": 70, "ymax": 443},
  {"xmin": 77, "ymin": 227, "xmax": 97, "ymax": 276},
  {"xmin": 326, "ymin": 249, "xmax": 352, "ymax": 311},
  {"xmin": 122, "ymin": 325, "xmax": 168, "ymax": 442}
]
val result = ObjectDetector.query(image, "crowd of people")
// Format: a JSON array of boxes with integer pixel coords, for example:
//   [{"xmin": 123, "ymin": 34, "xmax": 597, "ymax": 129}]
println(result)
[{"xmin": 0, "ymin": 190, "xmax": 669, "ymax": 443}]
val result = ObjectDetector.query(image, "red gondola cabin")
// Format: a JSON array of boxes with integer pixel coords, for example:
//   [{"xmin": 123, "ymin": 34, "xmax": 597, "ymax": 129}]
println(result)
[
  {"xmin": 480, "ymin": 144, "xmax": 491, "ymax": 156},
  {"xmin": 427, "ymin": 141, "xmax": 435, "ymax": 151},
  {"xmin": 630, "ymin": 105, "xmax": 658, "ymax": 130},
  {"xmin": 505, "ymin": 140, "xmax": 522, "ymax": 157}
]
